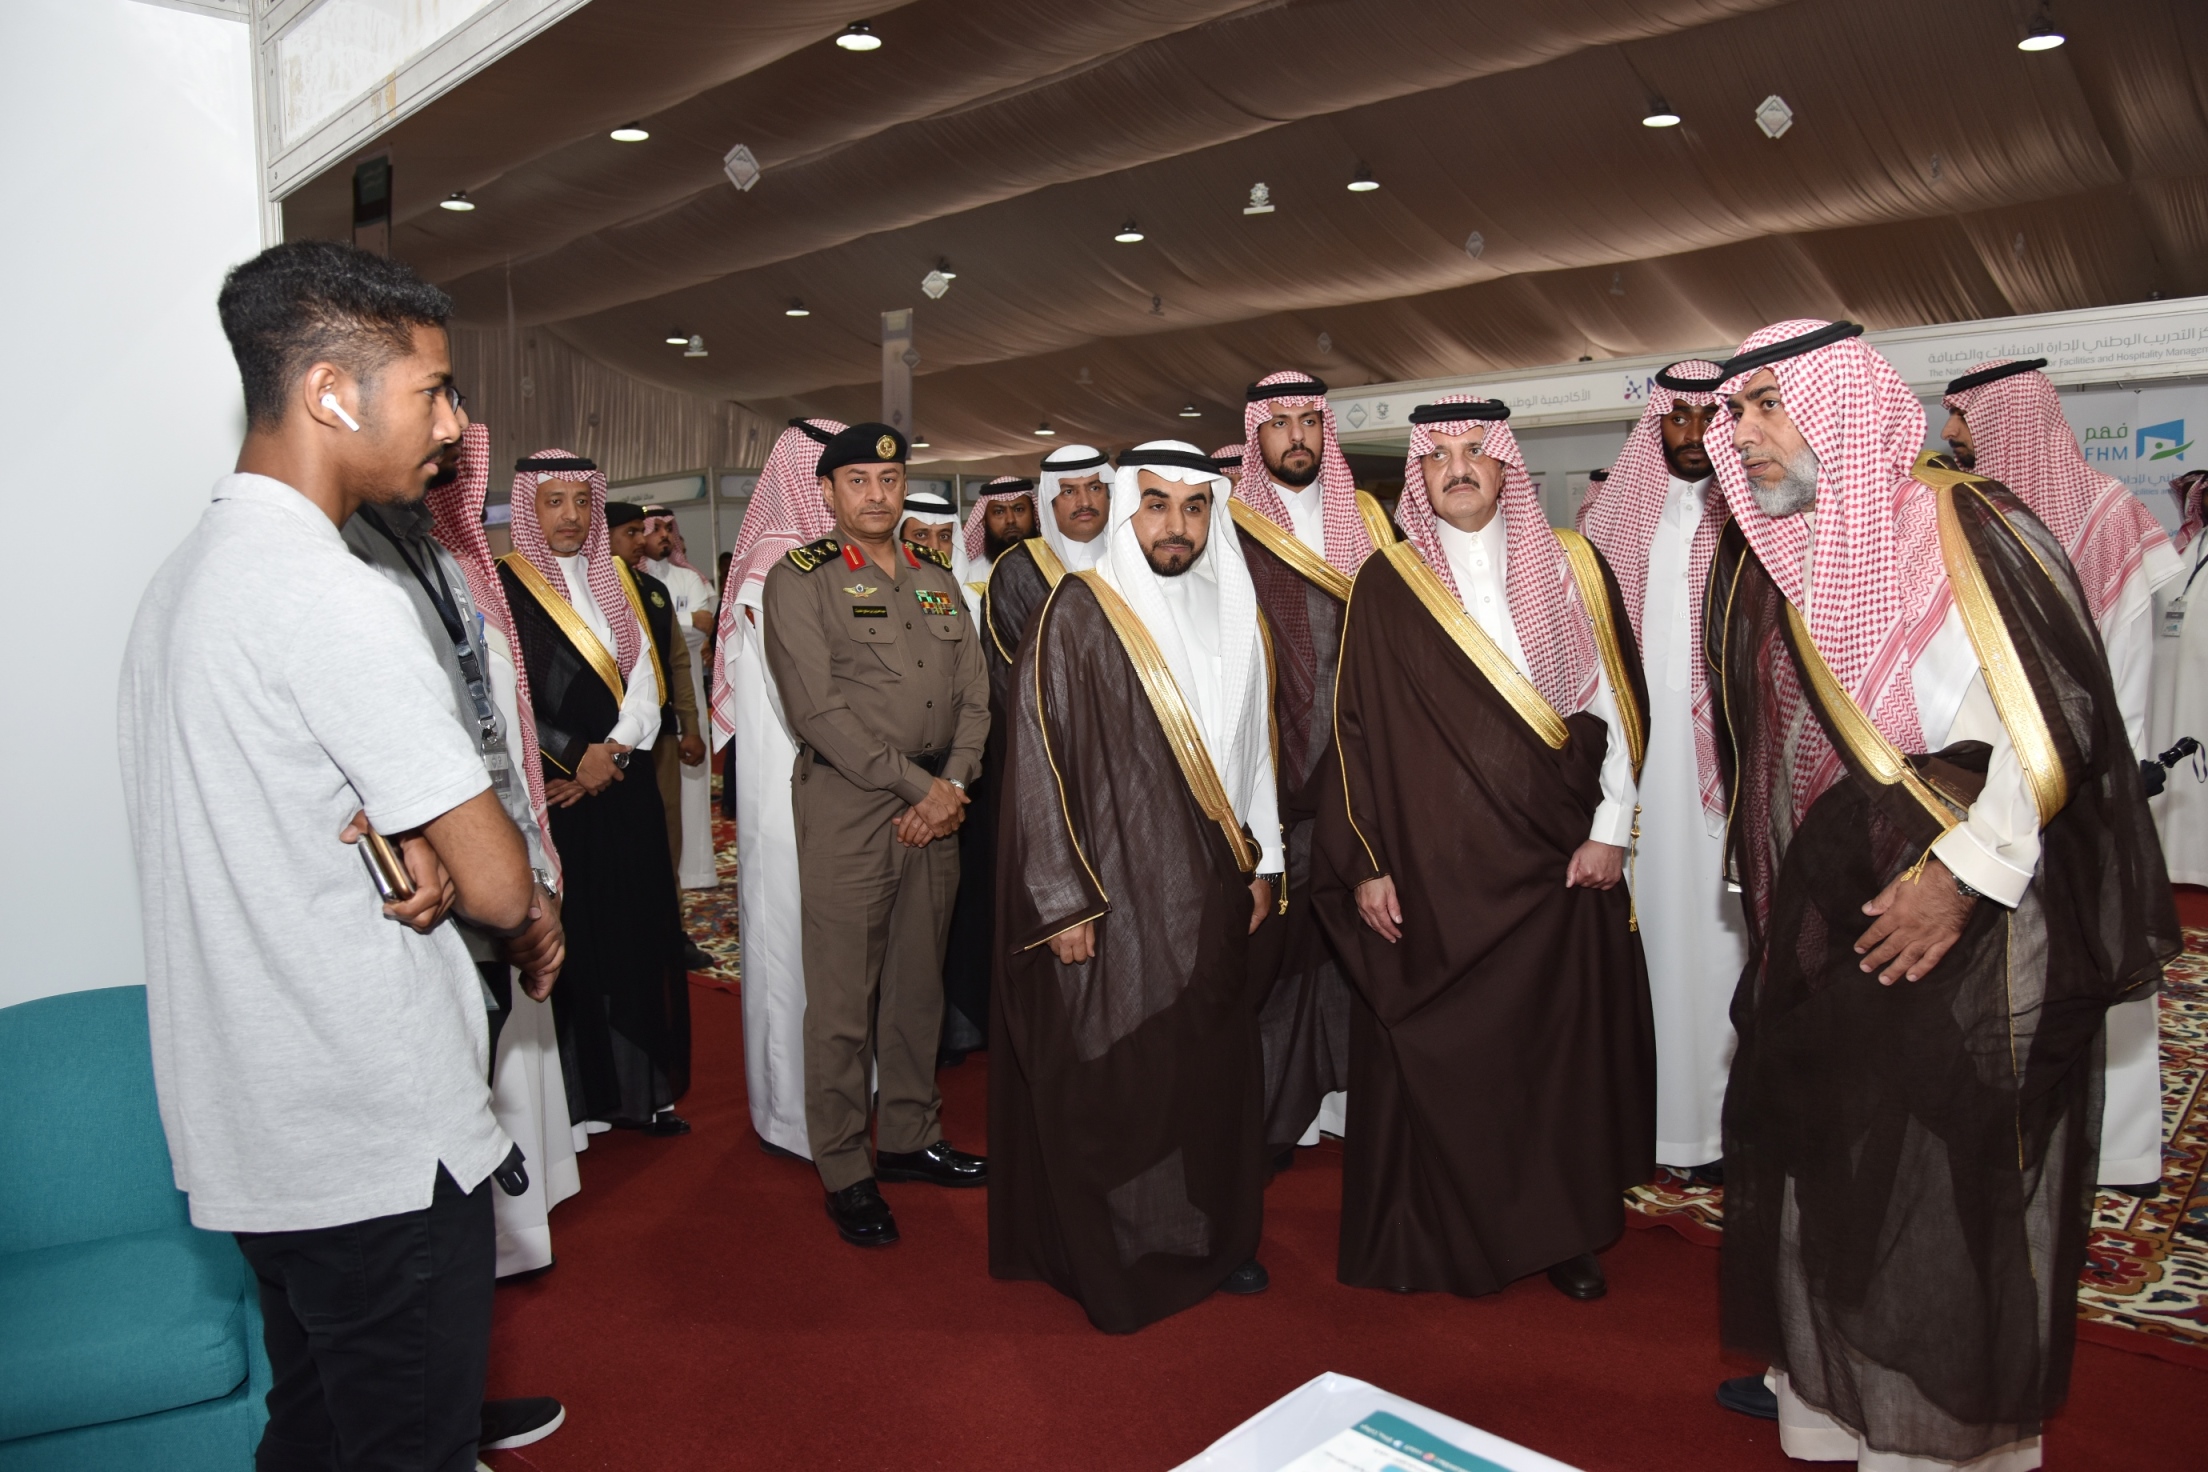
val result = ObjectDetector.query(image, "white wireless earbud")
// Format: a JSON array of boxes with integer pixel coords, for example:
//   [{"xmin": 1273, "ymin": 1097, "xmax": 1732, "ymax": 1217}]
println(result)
[{"xmin": 319, "ymin": 393, "xmax": 362, "ymax": 432}]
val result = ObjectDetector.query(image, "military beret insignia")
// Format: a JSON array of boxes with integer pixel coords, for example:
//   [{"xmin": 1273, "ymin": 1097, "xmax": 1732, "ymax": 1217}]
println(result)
[
  {"xmin": 875, "ymin": 433, "xmax": 898, "ymax": 460},
  {"xmin": 787, "ymin": 536, "xmax": 841, "ymax": 572}
]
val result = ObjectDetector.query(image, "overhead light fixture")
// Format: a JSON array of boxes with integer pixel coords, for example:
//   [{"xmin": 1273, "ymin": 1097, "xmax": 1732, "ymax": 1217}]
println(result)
[
  {"xmin": 1178, "ymin": 403, "xmax": 1202, "ymax": 418},
  {"xmin": 439, "ymin": 191, "xmax": 475, "ymax": 212},
  {"xmin": 911, "ymin": 433, "xmax": 930, "ymax": 449},
  {"xmin": 683, "ymin": 334, "xmax": 708, "ymax": 358},
  {"xmin": 664, "ymin": 329, "xmax": 689, "ymax": 345},
  {"xmin": 1754, "ymin": 94, "xmax": 1794, "ymax": 140},
  {"xmin": 1034, "ymin": 421, "xmax": 1056, "ymax": 437},
  {"xmin": 1114, "ymin": 219, "xmax": 1144, "ymax": 243},
  {"xmin": 2017, "ymin": 10, "xmax": 2064, "ymax": 50},
  {"xmin": 921, "ymin": 258, "xmax": 955, "ymax": 300},
  {"xmin": 836, "ymin": 22, "xmax": 881, "ymax": 51},
  {"xmin": 1641, "ymin": 98, "xmax": 1681, "ymax": 128},
  {"xmin": 1346, "ymin": 165, "xmax": 1379, "ymax": 193},
  {"xmin": 609, "ymin": 122, "xmax": 650, "ymax": 142},
  {"xmin": 1244, "ymin": 182, "xmax": 1274, "ymax": 216},
  {"xmin": 785, "ymin": 299, "xmax": 810, "ymax": 317}
]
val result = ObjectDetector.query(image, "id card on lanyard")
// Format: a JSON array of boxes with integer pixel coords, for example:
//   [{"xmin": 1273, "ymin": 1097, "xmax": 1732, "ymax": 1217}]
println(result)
[{"xmin": 2166, "ymin": 542, "xmax": 2208, "ymax": 639}]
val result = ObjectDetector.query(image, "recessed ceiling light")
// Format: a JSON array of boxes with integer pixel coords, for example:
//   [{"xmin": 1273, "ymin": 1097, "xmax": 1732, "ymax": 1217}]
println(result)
[
  {"xmin": 664, "ymin": 329, "xmax": 689, "ymax": 345},
  {"xmin": 683, "ymin": 335, "xmax": 708, "ymax": 358},
  {"xmin": 1178, "ymin": 404, "xmax": 1202, "ymax": 418},
  {"xmin": 609, "ymin": 123, "xmax": 650, "ymax": 142},
  {"xmin": 1346, "ymin": 165, "xmax": 1379, "ymax": 193},
  {"xmin": 1034, "ymin": 421, "xmax": 1056, "ymax": 437},
  {"xmin": 836, "ymin": 22, "xmax": 881, "ymax": 51},
  {"xmin": 2017, "ymin": 12, "xmax": 2064, "ymax": 49},
  {"xmin": 1113, "ymin": 220, "xmax": 1144, "ymax": 243},
  {"xmin": 439, "ymin": 191, "xmax": 475, "ymax": 212},
  {"xmin": 785, "ymin": 299, "xmax": 810, "ymax": 317},
  {"xmin": 1641, "ymin": 98, "xmax": 1681, "ymax": 127}
]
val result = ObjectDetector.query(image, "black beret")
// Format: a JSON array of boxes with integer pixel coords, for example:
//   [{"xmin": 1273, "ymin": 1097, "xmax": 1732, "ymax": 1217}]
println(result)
[
  {"xmin": 604, "ymin": 500, "xmax": 647, "ymax": 528},
  {"xmin": 816, "ymin": 422, "xmax": 909, "ymax": 477}
]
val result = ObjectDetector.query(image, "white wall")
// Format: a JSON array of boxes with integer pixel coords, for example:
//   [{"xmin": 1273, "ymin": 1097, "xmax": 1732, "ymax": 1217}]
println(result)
[{"xmin": 0, "ymin": 0, "xmax": 262, "ymax": 1007}]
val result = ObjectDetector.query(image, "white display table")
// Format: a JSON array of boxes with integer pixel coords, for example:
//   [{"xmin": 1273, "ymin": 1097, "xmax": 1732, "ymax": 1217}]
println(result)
[{"xmin": 1174, "ymin": 1372, "xmax": 1582, "ymax": 1472}]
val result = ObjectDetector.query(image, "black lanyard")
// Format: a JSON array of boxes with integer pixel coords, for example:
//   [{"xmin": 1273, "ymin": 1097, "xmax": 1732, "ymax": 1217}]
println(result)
[{"xmin": 360, "ymin": 508, "xmax": 500, "ymax": 741}]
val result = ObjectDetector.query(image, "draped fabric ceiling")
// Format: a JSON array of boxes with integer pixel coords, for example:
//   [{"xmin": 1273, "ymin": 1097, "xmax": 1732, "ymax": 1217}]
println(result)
[{"xmin": 281, "ymin": 0, "xmax": 2208, "ymax": 468}]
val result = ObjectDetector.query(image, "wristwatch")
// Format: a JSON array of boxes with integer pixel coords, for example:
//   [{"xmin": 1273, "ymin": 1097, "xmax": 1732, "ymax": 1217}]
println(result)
[
  {"xmin": 1952, "ymin": 873, "xmax": 1984, "ymax": 901},
  {"xmin": 946, "ymin": 778, "xmax": 966, "ymax": 792},
  {"xmin": 610, "ymin": 749, "xmax": 631, "ymax": 770}
]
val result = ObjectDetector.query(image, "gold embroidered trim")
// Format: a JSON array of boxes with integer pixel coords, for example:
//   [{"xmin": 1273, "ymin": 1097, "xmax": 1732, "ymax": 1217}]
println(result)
[
  {"xmin": 1381, "ymin": 541, "xmax": 1568, "ymax": 749},
  {"xmin": 1025, "ymin": 537, "xmax": 1068, "ymax": 589},
  {"xmin": 1256, "ymin": 609, "xmax": 1287, "ymax": 911},
  {"xmin": 1332, "ymin": 568, "xmax": 1384, "ymax": 878},
  {"xmin": 1229, "ymin": 498, "xmax": 1353, "ymax": 602},
  {"xmin": 499, "ymin": 553, "xmax": 624, "ymax": 704},
  {"xmin": 1553, "ymin": 528, "xmax": 1646, "ymax": 780},
  {"xmin": 1029, "ymin": 584, "xmax": 1109, "ymax": 909},
  {"xmin": 1921, "ymin": 472, "xmax": 2068, "ymax": 825},
  {"xmin": 1073, "ymin": 571, "xmax": 1259, "ymax": 873},
  {"xmin": 613, "ymin": 557, "xmax": 669, "ymax": 710},
  {"xmin": 1782, "ymin": 601, "xmax": 1959, "ymax": 833},
  {"xmin": 1355, "ymin": 490, "xmax": 1396, "ymax": 553}
]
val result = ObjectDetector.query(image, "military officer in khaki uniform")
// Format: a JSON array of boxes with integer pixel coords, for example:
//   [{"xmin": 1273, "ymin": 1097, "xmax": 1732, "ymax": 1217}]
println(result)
[{"xmin": 763, "ymin": 423, "xmax": 992, "ymax": 1248}]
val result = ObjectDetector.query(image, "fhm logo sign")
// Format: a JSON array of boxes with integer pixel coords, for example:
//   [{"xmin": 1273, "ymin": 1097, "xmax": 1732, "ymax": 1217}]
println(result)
[{"xmin": 2137, "ymin": 420, "xmax": 2194, "ymax": 463}]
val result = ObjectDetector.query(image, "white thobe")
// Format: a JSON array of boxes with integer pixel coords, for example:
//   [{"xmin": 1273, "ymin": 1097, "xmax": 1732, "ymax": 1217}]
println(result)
[
  {"xmin": 1153, "ymin": 563, "xmax": 1285, "ymax": 876},
  {"xmin": 1434, "ymin": 514, "xmax": 1638, "ymax": 845},
  {"xmin": 555, "ymin": 554, "xmax": 660, "ymax": 751},
  {"xmin": 2149, "ymin": 534, "xmax": 2208, "ymax": 883},
  {"xmin": 720, "ymin": 582, "xmax": 811, "ymax": 1158},
  {"xmin": 647, "ymin": 557, "xmax": 721, "ymax": 889},
  {"xmin": 1633, "ymin": 478, "xmax": 1751, "ymax": 1167},
  {"xmin": 477, "ymin": 623, "xmax": 582, "ymax": 1275},
  {"xmin": 1274, "ymin": 480, "xmax": 1326, "ymax": 556}
]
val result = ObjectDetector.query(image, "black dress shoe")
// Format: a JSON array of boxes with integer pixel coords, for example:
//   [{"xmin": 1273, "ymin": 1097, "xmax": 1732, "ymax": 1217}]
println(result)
[
  {"xmin": 1689, "ymin": 1160, "xmax": 1725, "ymax": 1187},
  {"xmin": 825, "ymin": 1180, "xmax": 900, "ymax": 1247},
  {"xmin": 2110, "ymin": 1179, "xmax": 2162, "ymax": 1199},
  {"xmin": 681, "ymin": 938, "xmax": 718, "ymax": 972},
  {"xmin": 1219, "ymin": 1260, "xmax": 1269, "ymax": 1295},
  {"xmin": 1269, "ymin": 1146, "xmax": 1296, "ymax": 1175},
  {"xmin": 875, "ymin": 1141, "xmax": 988, "ymax": 1187},
  {"xmin": 757, "ymin": 1136, "xmax": 807, "ymax": 1162},
  {"xmin": 481, "ymin": 1397, "xmax": 565, "ymax": 1450},
  {"xmin": 643, "ymin": 1110, "xmax": 691, "ymax": 1137},
  {"xmin": 1716, "ymin": 1375, "xmax": 1778, "ymax": 1420},
  {"xmin": 1546, "ymin": 1252, "xmax": 1606, "ymax": 1300}
]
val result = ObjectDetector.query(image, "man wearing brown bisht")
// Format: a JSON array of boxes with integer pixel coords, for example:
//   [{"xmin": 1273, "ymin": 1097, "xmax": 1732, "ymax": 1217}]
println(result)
[
  {"xmin": 991, "ymin": 441, "xmax": 1282, "ymax": 1333},
  {"xmin": 1700, "ymin": 320, "xmax": 2175, "ymax": 1469},
  {"xmin": 1232, "ymin": 371, "xmax": 1392, "ymax": 1167},
  {"xmin": 1312, "ymin": 395, "xmax": 1655, "ymax": 1303}
]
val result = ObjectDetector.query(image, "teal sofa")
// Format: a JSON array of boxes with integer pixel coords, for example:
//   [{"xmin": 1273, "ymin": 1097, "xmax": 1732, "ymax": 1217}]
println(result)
[{"xmin": 0, "ymin": 985, "xmax": 269, "ymax": 1471}]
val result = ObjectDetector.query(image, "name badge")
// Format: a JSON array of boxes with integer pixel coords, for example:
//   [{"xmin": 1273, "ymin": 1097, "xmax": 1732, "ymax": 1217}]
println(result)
[
  {"xmin": 851, "ymin": 604, "xmax": 888, "ymax": 619},
  {"xmin": 2164, "ymin": 595, "xmax": 2187, "ymax": 639}
]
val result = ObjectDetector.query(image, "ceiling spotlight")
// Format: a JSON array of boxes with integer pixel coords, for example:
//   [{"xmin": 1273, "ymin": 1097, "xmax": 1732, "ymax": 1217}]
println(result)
[
  {"xmin": 609, "ymin": 122, "xmax": 650, "ymax": 142},
  {"xmin": 439, "ymin": 191, "xmax": 475, "ymax": 212},
  {"xmin": 683, "ymin": 334, "xmax": 708, "ymax": 358},
  {"xmin": 1346, "ymin": 165, "xmax": 1379, "ymax": 193},
  {"xmin": 921, "ymin": 258, "xmax": 956, "ymax": 300},
  {"xmin": 785, "ymin": 299, "xmax": 810, "ymax": 317},
  {"xmin": 664, "ymin": 329, "xmax": 688, "ymax": 345},
  {"xmin": 1641, "ymin": 98, "xmax": 1681, "ymax": 128},
  {"xmin": 1034, "ymin": 421, "xmax": 1056, "ymax": 437},
  {"xmin": 836, "ymin": 22, "xmax": 881, "ymax": 51},
  {"xmin": 1178, "ymin": 404, "xmax": 1202, "ymax": 418},
  {"xmin": 2017, "ymin": 10, "xmax": 2064, "ymax": 50},
  {"xmin": 1244, "ymin": 182, "xmax": 1274, "ymax": 216},
  {"xmin": 1114, "ymin": 219, "xmax": 1145, "ymax": 243},
  {"xmin": 911, "ymin": 433, "xmax": 930, "ymax": 449}
]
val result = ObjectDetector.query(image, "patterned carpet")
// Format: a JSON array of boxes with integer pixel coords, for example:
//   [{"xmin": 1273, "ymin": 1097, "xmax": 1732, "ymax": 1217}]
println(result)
[
  {"xmin": 677, "ymin": 786, "xmax": 743, "ymax": 985},
  {"xmin": 1625, "ymin": 927, "xmax": 2208, "ymax": 1369}
]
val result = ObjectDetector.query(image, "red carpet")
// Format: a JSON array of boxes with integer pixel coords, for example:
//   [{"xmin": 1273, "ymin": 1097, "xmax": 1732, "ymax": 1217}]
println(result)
[{"xmin": 483, "ymin": 982, "xmax": 2206, "ymax": 1471}]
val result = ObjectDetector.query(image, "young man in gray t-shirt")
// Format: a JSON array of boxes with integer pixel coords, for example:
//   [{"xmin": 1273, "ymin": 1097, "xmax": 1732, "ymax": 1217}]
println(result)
[{"xmin": 119, "ymin": 240, "xmax": 534, "ymax": 1472}]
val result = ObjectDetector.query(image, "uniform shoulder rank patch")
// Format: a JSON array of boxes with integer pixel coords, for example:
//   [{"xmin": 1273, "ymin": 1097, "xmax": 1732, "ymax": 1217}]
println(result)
[
  {"xmin": 905, "ymin": 541, "xmax": 953, "ymax": 570},
  {"xmin": 786, "ymin": 537, "xmax": 840, "ymax": 572},
  {"xmin": 914, "ymin": 588, "xmax": 959, "ymax": 618}
]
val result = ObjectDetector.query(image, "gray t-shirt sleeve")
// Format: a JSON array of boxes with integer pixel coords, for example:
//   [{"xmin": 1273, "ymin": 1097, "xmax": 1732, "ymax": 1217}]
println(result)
[{"xmin": 291, "ymin": 576, "xmax": 493, "ymax": 834}]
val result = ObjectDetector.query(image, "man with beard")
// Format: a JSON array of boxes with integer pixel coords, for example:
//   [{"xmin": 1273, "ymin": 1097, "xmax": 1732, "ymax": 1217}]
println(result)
[
  {"xmin": 1232, "ymin": 372, "xmax": 1393, "ymax": 1164},
  {"xmin": 607, "ymin": 501, "xmax": 706, "ymax": 892},
  {"xmin": 764, "ymin": 424, "xmax": 991, "ymax": 1248},
  {"xmin": 500, "ymin": 453, "xmax": 693, "ymax": 1137},
  {"xmin": 963, "ymin": 475, "xmax": 1039, "ymax": 568},
  {"xmin": 1703, "ymin": 321, "xmax": 2174, "ymax": 1468},
  {"xmin": 1943, "ymin": 359, "xmax": 2182, "ymax": 1193},
  {"xmin": 991, "ymin": 441, "xmax": 1281, "ymax": 1333},
  {"xmin": 1577, "ymin": 361, "xmax": 1748, "ymax": 1184},
  {"xmin": 642, "ymin": 507, "xmax": 722, "ymax": 893},
  {"xmin": 708, "ymin": 418, "xmax": 843, "ymax": 1161},
  {"xmin": 1312, "ymin": 396, "xmax": 1654, "ymax": 1303}
]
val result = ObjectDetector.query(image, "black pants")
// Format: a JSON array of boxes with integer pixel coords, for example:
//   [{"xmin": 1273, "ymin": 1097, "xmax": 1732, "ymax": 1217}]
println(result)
[{"xmin": 234, "ymin": 1167, "xmax": 494, "ymax": 1472}]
